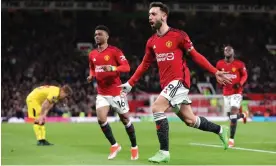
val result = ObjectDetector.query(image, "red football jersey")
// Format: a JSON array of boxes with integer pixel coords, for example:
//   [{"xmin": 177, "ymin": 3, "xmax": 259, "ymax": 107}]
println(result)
[
  {"xmin": 129, "ymin": 28, "xmax": 193, "ymax": 89},
  {"xmin": 89, "ymin": 45, "xmax": 129, "ymax": 96},
  {"xmin": 216, "ymin": 59, "xmax": 248, "ymax": 95}
]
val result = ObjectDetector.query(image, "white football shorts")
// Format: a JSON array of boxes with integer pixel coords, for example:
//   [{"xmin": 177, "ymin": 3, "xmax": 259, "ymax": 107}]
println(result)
[
  {"xmin": 96, "ymin": 94, "xmax": 129, "ymax": 114},
  {"xmin": 160, "ymin": 80, "xmax": 192, "ymax": 112},
  {"xmin": 223, "ymin": 94, "xmax": 242, "ymax": 112}
]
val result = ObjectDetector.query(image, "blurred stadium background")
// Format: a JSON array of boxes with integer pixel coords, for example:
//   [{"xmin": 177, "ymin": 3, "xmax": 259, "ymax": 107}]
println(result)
[{"xmin": 2, "ymin": 0, "xmax": 276, "ymax": 165}]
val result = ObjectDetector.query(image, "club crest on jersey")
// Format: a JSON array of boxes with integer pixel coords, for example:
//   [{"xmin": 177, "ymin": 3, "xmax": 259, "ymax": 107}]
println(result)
[
  {"xmin": 232, "ymin": 67, "xmax": 236, "ymax": 72},
  {"xmin": 104, "ymin": 55, "xmax": 110, "ymax": 61},
  {"xmin": 166, "ymin": 41, "xmax": 172, "ymax": 48}
]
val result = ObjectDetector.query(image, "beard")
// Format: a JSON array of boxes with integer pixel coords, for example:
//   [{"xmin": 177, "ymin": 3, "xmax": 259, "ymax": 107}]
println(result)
[{"xmin": 151, "ymin": 20, "xmax": 162, "ymax": 30}]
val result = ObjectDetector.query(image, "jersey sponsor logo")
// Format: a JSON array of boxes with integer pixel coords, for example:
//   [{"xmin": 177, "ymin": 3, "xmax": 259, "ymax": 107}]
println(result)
[
  {"xmin": 95, "ymin": 65, "xmax": 109, "ymax": 72},
  {"xmin": 166, "ymin": 40, "xmax": 172, "ymax": 48},
  {"xmin": 156, "ymin": 52, "xmax": 174, "ymax": 62},
  {"xmin": 232, "ymin": 67, "xmax": 236, "ymax": 72},
  {"xmin": 225, "ymin": 73, "xmax": 237, "ymax": 79},
  {"xmin": 104, "ymin": 55, "xmax": 110, "ymax": 61}
]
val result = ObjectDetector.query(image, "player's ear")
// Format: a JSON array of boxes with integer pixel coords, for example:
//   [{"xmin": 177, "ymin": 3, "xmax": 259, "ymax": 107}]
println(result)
[{"xmin": 161, "ymin": 13, "xmax": 167, "ymax": 22}]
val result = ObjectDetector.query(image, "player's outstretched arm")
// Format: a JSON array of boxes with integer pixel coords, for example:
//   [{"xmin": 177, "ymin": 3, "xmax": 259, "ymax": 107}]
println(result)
[
  {"xmin": 180, "ymin": 31, "xmax": 232, "ymax": 85},
  {"xmin": 189, "ymin": 49, "xmax": 232, "ymax": 85}
]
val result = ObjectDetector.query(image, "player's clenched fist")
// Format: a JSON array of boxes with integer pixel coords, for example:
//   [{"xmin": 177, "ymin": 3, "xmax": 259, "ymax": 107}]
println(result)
[
  {"xmin": 118, "ymin": 82, "xmax": 132, "ymax": 93},
  {"xmin": 215, "ymin": 70, "xmax": 232, "ymax": 85},
  {"xmin": 87, "ymin": 75, "xmax": 94, "ymax": 83}
]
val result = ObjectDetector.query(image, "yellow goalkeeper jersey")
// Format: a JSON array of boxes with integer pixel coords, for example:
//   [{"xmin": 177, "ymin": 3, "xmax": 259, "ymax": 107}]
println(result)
[{"xmin": 26, "ymin": 85, "xmax": 60, "ymax": 105}]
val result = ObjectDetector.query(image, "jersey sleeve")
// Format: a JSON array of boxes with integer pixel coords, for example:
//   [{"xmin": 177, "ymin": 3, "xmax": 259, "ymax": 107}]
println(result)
[
  {"xmin": 114, "ymin": 48, "xmax": 130, "ymax": 72},
  {"xmin": 179, "ymin": 31, "xmax": 217, "ymax": 74},
  {"xmin": 239, "ymin": 62, "xmax": 248, "ymax": 85},
  {"xmin": 88, "ymin": 53, "xmax": 95, "ymax": 76},
  {"xmin": 215, "ymin": 61, "xmax": 224, "ymax": 87},
  {"xmin": 179, "ymin": 31, "xmax": 194, "ymax": 52},
  {"xmin": 46, "ymin": 88, "xmax": 59, "ymax": 104},
  {"xmin": 128, "ymin": 39, "xmax": 155, "ymax": 86},
  {"xmin": 216, "ymin": 61, "xmax": 221, "ymax": 70}
]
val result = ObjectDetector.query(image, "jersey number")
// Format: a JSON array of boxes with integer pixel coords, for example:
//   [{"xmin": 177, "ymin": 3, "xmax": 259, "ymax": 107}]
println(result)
[
  {"xmin": 117, "ymin": 100, "xmax": 126, "ymax": 108},
  {"xmin": 164, "ymin": 84, "xmax": 174, "ymax": 94}
]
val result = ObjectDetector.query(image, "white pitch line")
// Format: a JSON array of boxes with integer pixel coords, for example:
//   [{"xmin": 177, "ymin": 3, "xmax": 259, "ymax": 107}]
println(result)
[{"xmin": 190, "ymin": 143, "xmax": 276, "ymax": 154}]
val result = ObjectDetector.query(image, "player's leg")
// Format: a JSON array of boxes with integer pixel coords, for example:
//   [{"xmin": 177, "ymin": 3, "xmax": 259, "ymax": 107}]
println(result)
[
  {"xmin": 223, "ymin": 96, "xmax": 235, "ymax": 147},
  {"xmin": 36, "ymin": 111, "xmax": 52, "ymax": 145},
  {"xmin": 169, "ymin": 82, "xmax": 229, "ymax": 150},
  {"xmin": 118, "ymin": 113, "xmax": 139, "ymax": 160},
  {"xmin": 227, "ymin": 94, "xmax": 245, "ymax": 147},
  {"xmin": 96, "ymin": 95, "xmax": 120, "ymax": 160},
  {"xmin": 113, "ymin": 95, "xmax": 138, "ymax": 160},
  {"xmin": 32, "ymin": 101, "xmax": 53, "ymax": 146},
  {"xmin": 148, "ymin": 95, "xmax": 171, "ymax": 163},
  {"xmin": 27, "ymin": 100, "xmax": 44, "ymax": 145},
  {"xmin": 148, "ymin": 81, "xmax": 185, "ymax": 163},
  {"xmin": 176, "ymin": 104, "xmax": 229, "ymax": 150},
  {"xmin": 239, "ymin": 106, "xmax": 248, "ymax": 124}
]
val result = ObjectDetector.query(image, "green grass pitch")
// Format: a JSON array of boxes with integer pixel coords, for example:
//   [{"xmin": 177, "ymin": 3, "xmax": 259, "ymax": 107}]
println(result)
[{"xmin": 2, "ymin": 122, "xmax": 276, "ymax": 165}]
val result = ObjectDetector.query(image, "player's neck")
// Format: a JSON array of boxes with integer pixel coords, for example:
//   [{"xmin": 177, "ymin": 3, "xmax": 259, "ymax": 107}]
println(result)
[
  {"xmin": 156, "ymin": 24, "xmax": 170, "ymax": 36},
  {"xmin": 97, "ymin": 43, "xmax": 108, "ymax": 52},
  {"xmin": 225, "ymin": 57, "xmax": 234, "ymax": 63}
]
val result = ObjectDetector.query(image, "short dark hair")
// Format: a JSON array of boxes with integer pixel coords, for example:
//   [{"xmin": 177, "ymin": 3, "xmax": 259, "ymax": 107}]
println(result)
[
  {"xmin": 224, "ymin": 44, "xmax": 234, "ymax": 49},
  {"xmin": 62, "ymin": 84, "xmax": 73, "ymax": 97},
  {"xmin": 95, "ymin": 25, "xmax": 110, "ymax": 35},
  {"xmin": 149, "ymin": 2, "xmax": 169, "ymax": 15}
]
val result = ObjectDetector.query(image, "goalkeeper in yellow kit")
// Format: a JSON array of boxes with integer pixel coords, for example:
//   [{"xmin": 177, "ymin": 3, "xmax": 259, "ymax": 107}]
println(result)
[{"xmin": 26, "ymin": 85, "xmax": 73, "ymax": 146}]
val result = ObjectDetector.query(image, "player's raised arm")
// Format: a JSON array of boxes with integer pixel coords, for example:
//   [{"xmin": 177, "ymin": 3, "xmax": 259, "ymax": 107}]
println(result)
[
  {"xmin": 180, "ymin": 32, "xmax": 232, "ymax": 85},
  {"xmin": 119, "ymin": 39, "xmax": 155, "ymax": 93}
]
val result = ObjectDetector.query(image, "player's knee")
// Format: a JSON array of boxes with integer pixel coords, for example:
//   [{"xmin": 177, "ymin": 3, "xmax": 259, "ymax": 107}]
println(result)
[
  {"xmin": 185, "ymin": 118, "xmax": 196, "ymax": 127},
  {"xmin": 151, "ymin": 103, "xmax": 163, "ymax": 113},
  {"xmin": 119, "ymin": 114, "xmax": 129, "ymax": 125},
  {"xmin": 182, "ymin": 116, "xmax": 197, "ymax": 127},
  {"xmin": 230, "ymin": 106, "xmax": 239, "ymax": 113},
  {"xmin": 98, "ymin": 120, "xmax": 107, "ymax": 126}
]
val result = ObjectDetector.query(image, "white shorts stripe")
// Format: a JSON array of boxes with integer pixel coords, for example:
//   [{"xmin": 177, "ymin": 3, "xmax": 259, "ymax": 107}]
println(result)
[{"xmin": 160, "ymin": 80, "xmax": 192, "ymax": 108}]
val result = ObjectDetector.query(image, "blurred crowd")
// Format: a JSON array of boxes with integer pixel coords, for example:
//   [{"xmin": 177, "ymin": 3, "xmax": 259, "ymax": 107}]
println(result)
[{"xmin": 2, "ymin": 10, "xmax": 276, "ymax": 117}]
